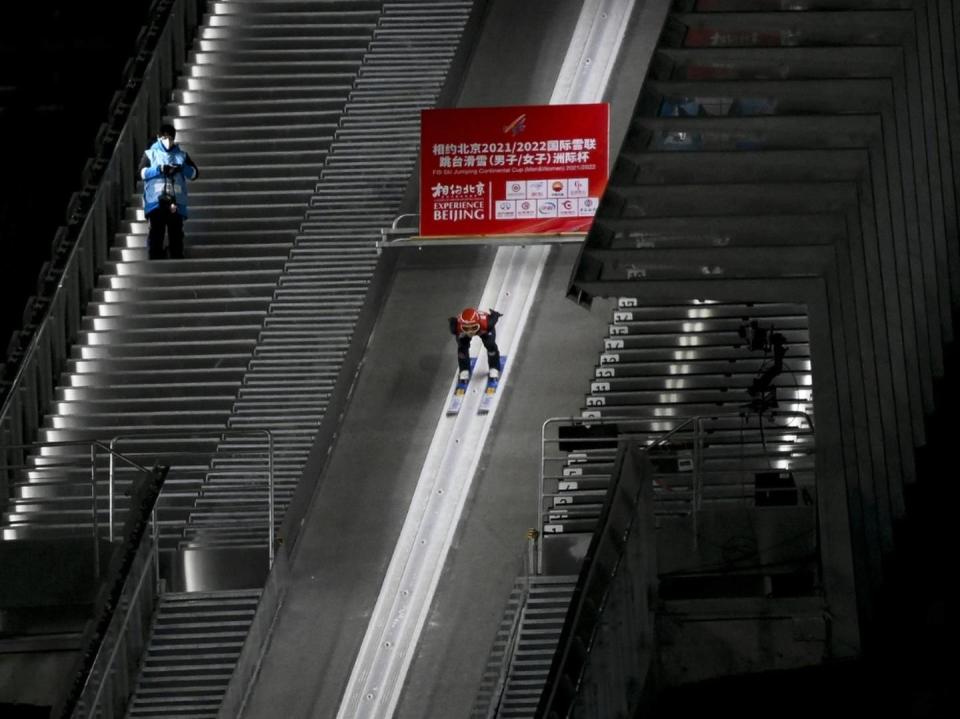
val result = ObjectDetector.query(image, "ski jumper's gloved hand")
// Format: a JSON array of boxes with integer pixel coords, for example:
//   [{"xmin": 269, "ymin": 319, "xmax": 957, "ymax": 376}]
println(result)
[
  {"xmin": 488, "ymin": 309, "xmax": 502, "ymax": 328},
  {"xmin": 448, "ymin": 317, "xmax": 459, "ymax": 335}
]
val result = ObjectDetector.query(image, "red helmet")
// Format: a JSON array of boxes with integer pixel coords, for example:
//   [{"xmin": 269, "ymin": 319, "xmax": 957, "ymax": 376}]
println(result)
[{"xmin": 459, "ymin": 307, "xmax": 481, "ymax": 336}]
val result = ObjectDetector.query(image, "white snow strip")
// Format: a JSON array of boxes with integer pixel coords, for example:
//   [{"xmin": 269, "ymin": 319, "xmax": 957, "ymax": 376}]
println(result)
[{"xmin": 336, "ymin": 247, "xmax": 547, "ymax": 719}]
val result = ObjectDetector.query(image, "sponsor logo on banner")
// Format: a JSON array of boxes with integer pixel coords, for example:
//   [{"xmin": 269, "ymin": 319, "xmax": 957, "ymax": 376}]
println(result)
[
  {"xmin": 578, "ymin": 197, "xmax": 598, "ymax": 216},
  {"xmin": 526, "ymin": 180, "xmax": 548, "ymax": 199},
  {"xmin": 495, "ymin": 200, "xmax": 516, "ymax": 219},
  {"xmin": 548, "ymin": 179, "xmax": 567, "ymax": 198},
  {"xmin": 506, "ymin": 181, "xmax": 526, "ymax": 199},
  {"xmin": 558, "ymin": 198, "xmax": 578, "ymax": 217},
  {"xmin": 568, "ymin": 178, "xmax": 588, "ymax": 198},
  {"xmin": 516, "ymin": 199, "xmax": 537, "ymax": 219},
  {"xmin": 537, "ymin": 200, "xmax": 558, "ymax": 218}
]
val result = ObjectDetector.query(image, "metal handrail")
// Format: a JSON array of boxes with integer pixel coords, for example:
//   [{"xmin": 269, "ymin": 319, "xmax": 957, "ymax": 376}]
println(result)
[
  {"xmin": 537, "ymin": 409, "xmax": 819, "ymax": 715},
  {"xmin": 480, "ymin": 545, "xmax": 534, "ymax": 719},
  {"xmin": 378, "ymin": 218, "xmax": 419, "ymax": 253},
  {"xmin": 390, "ymin": 213, "xmax": 420, "ymax": 230},
  {"xmin": 3, "ymin": 439, "xmax": 159, "ymax": 575},
  {"xmin": 538, "ymin": 429, "xmax": 686, "ymax": 718},
  {"xmin": 481, "ymin": 414, "xmax": 689, "ymax": 714},
  {"xmin": 109, "ymin": 428, "xmax": 277, "ymax": 565},
  {"xmin": 2, "ymin": 428, "xmax": 277, "ymax": 570},
  {"xmin": 539, "ymin": 415, "xmax": 696, "ymax": 573},
  {"xmin": 60, "ymin": 464, "xmax": 168, "ymax": 719},
  {"xmin": 541, "ymin": 444, "xmax": 651, "ymax": 717},
  {"xmin": 538, "ymin": 411, "xmax": 816, "ymax": 573},
  {"xmin": 81, "ymin": 517, "xmax": 159, "ymax": 717}
]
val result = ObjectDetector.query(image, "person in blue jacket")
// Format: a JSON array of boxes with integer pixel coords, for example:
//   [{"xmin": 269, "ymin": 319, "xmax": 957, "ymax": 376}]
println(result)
[{"xmin": 138, "ymin": 124, "xmax": 199, "ymax": 259}]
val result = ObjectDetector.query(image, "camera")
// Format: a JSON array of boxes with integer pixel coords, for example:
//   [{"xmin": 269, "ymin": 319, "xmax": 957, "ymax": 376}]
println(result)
[{"xmin": 738, "ymin": 319, "xmax": 788, "ymax": 410}]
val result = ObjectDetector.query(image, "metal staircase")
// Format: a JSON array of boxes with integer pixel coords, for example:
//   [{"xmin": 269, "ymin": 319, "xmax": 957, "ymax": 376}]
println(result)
[
  {"xmin": 540, "ymin": 299, "xmax": 815, "ymax": 566},
  {"xmin": 1, "ymin": 0, "xmax": 382, "ymax": 546},
  {"xmin": 471, "ymin": 576, "xmax": 577, "ymax": 719},
  {"xmin": 126, "ymin": 589, "xmax": 261, "ymax": 718},
  {"xmin": 181, "ymin": 0, "xmax": 476, "ymax": 552}
]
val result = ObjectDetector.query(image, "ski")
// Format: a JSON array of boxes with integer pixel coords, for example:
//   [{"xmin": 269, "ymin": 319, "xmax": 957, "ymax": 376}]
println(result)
[
  {"xmin": 477, "ymin": 356, "xmax": 506, "ymax": 415},
  {"xmin": 446, "ymin": 358, "xmax": 478, "ymax": 416},
  {"xmin": 446, "ymin": 358, "xmax": 505, "ymax": 416},
  {"xmin": 446, "ymin": 378, "xmax": 469, "ymax": 415},
  {"xmin": 477, "ymin": 376, "xmax": 498, "ymax": 414}
]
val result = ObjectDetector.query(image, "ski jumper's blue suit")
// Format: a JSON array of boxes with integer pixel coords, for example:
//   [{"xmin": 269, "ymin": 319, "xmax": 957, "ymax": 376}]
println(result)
[{"xmin": 449, "ymin": 309, "xmax": 502, "ymax": 374}]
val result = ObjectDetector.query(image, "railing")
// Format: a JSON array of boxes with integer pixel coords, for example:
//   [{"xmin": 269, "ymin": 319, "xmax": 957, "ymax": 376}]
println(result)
[
  {"xmin": 473, "ymin": 539, "xmax": 538, "ymax": 719},
  {"xmin": 377, "ymin": 215, "xmax": 588, "ymax": 250},
  {"xmin": 539, "ymin": 412, "xmax": 816, "ymax": 573},
  {"xmin": 72, "ymin": 529, "xmax": 159, "ymax": 719},
  {"xmin": 0, "ymin": 0, "xmax": 204, "ymax": 516},
  {"xmin": 53, "ymin": 462, "xmax": 169, "ymax": 719},
  {"xmin": 536, "ymin": 426, "xmax": 683, "ymax": 718},
  {"xmin": 535, "ymin": 410, "xmax": 819, "ymax": 716},
  {"xmin": 2, "ymin": 428, "xmax": 276, "ymax": 570},
  {"xmin": 377, "ymin": 217, "xmax": 418, "ymax": 253},
  {"xmin": 539, "ymin": 416, "xmax": 696, "ymax": 573},
  {"xmin": 2, "ymin": 440, "xmax": 169, "ymax": 569},
  {"xmin": 109, "ymin": 429, "xmax": 277, "ymax": 565}
]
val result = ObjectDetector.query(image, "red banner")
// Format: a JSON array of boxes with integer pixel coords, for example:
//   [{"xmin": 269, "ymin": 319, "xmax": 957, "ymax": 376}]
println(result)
[{"xmin": 419, "ymin": 103, "xmax": 609, "ymax": 237}]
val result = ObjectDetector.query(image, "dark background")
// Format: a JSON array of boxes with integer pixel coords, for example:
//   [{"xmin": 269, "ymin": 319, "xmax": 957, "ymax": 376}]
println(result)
[
  {"xmin": 0, "ymin": 2, "xmax": 153, "ymax": 351},
  {"xmin": 0, "ymin": 3, "xmax": 951, "ymax": 717}
]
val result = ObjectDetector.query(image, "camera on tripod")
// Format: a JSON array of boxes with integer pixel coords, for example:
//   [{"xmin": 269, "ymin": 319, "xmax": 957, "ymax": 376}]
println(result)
[{"xmin": 737, "ymin": 319, "xmax": 788, "ymax": 411}]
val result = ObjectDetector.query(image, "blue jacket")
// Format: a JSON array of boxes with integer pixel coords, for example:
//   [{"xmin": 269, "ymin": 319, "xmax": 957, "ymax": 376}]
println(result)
[{"xmin": 139, "ymin": 139, "xmax": 199, "ymax": 217}]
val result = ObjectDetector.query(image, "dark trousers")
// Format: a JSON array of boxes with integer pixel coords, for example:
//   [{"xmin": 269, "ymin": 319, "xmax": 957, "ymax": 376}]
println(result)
[
  {"xmin": 457, "ymin": 330, "xmax": 501, "ymax": 374},
  {"xmin": 147, "ymin": 206, "xmax": 185, "ymax": 259}
]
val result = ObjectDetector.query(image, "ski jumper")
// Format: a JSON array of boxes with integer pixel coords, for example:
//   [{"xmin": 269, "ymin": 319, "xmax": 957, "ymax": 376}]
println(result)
[{"xmin": 449, "ymin": 309, "xmax": 502, "ymax": 374}]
